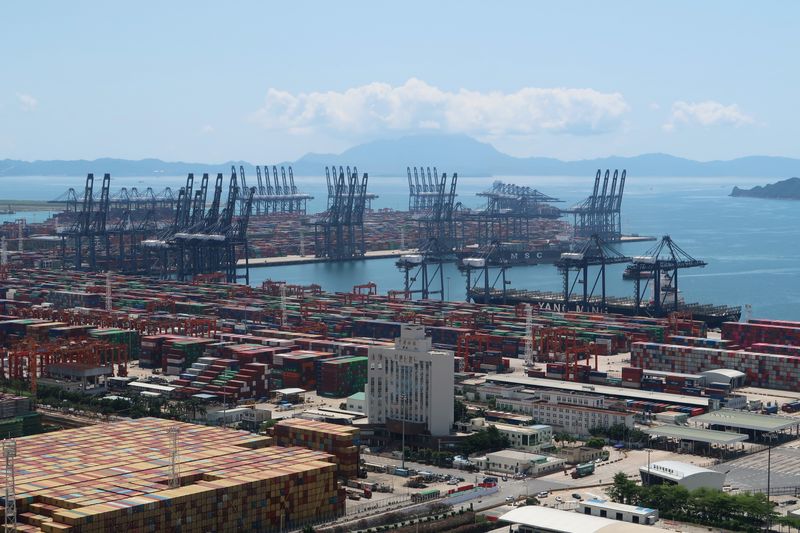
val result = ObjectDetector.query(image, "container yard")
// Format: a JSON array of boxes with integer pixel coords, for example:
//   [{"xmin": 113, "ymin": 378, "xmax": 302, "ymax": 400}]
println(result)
[
  {"xmin": 0, "ymin": 417, "xmax": 344, "ymax": 532},
  {"xmin": 273, "ymin": 418, "xmax": 360, "ymax": 479},
  {"xmin": 631, "ymin": 319, "xmax": 800, "ymax": 391}
]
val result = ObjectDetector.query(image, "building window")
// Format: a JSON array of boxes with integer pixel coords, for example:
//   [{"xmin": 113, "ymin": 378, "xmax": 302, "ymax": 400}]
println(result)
[
  {"xmin": 616, "ymin": 513, "xmax": 623, "ymax": 521},
  {"xmin": 600, "ymin": 510, "xmax": 607, "ymax": 518},
  {"xmin": 584, "ymin": 507, "xmax": 591, "ymax": 515},
  {"xmin": 632, "ymin": 516, "xmax": 639, "ymax": 524}
]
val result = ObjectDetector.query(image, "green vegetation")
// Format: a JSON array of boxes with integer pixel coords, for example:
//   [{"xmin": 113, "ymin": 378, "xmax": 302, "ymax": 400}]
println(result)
[
  {"xmin": 401, "ymin": 447, "xmax": 455, "ymax": 468},
  {"xmin": 585, "ymin": 437, "xmax": 606, "ymax": 449},
  {"xmin": 460, "ymin": 425, "xmax": 509, "ymax": 455},
  {"xmin": 453, "ymin": 398, "xmax": 469, "ymax": 422},
  {"xmin": 589, "ymin": 423, "xmax": 647, "ymax": 445},
  {"xmin": 35, "ymin": 385, "xmax": 207, "ymax": 422},
  {"xmin": 607, "ymin": 471, "xmax": 776, "ymax": 532}
]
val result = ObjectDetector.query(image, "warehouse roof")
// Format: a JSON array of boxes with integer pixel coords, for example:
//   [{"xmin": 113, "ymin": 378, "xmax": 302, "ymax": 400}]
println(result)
[
  {"xmin": 691, "ymin": 409, "xmax": 799, "ymax": 432},
  {"xmin": 499, "ymin": 506, "xmax": 655, "ymax": 533},
  {"xmin": 640, "ymin": 460, "xmax": 719, "ymax": 481},
  {"xmin": 700, "ymin": 369, "xmax": 745, "ymax": 379},
  {"xmin": 583, "ymin": 499, "xmax": 657, "ymax": 516},
  {"xmin": 487, "ymin": 375, "xmax": 710, "ymax": 407},
  {"xmin": 644, "ymin": 424, "xmax": 748, "ymax": 444},
  {"xmin": 273, "ymin": 387, "xmax": 306, "ymax": 395}
]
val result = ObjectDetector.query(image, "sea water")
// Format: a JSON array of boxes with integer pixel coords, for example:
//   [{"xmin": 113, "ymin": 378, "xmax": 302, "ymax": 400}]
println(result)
[{"xmin": 1, "ymin": 175, "xmax": 797, "ymax": 319}]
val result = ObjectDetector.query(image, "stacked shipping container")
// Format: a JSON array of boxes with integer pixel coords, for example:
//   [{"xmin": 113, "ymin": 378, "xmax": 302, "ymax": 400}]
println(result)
[{"xmin": 274, "ymin": 418, "xmax": 360, "ymax": 479}]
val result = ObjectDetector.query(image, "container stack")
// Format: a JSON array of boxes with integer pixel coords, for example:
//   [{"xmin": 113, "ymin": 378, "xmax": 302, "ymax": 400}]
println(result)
[
  {"xmin": 631, "ymin": 341, "xmax": 800, "ymax": 391},
  {"xmin": 722, "ymin": 320, "xmax": 800, "ymax": 349},
  {"xmin": 0, "ymin": 418, "xmax": 344, "ymax": 532},
  {"xmin": 88, "ymin": 327, "xmax": 141, "ymax": 359},
  {"xmin": 316, "ymin": 356, "xmax": 368, "ymax": 397},
  {"xmin": 46, "ymin": 290, "xmax": 102, "ymax": 309},
  {"xmin": 171, "ymin": 357, "xmax": 269, "ymax": 400},
  {"xmin": 274, "ymin": 418, "xmax": 360, "ymax": 479}
]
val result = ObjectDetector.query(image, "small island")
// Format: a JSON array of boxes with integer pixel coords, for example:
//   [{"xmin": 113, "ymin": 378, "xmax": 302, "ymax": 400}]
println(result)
[{"xmin": 731, "ymin": 176, "xmax": 800, "ymax": 199}]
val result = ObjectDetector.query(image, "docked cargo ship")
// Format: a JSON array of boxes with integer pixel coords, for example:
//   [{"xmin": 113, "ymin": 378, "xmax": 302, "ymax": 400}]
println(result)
[
  {"xmin": 468, "ymin": 288, "xmax": 741, "ymax": 328},
  {"xmin": 456, "ymin": 241, "xmax": 572, "ymax": 267}
]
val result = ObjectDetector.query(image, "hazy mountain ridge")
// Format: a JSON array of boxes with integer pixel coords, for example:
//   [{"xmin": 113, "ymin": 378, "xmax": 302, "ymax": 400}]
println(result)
[
  {"xmin": 2, "ymin": 134, "xmax": 798, "ymax": 177},
  {"xmin": 731, "ymin": 176, "xmax": 800, "ymax": 199}
]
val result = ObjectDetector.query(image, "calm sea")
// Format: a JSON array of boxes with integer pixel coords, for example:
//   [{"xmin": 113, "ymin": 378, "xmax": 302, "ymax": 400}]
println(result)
[{"xmin": 1, "ymin": 174, "xmax": 797, "ymax": 319}]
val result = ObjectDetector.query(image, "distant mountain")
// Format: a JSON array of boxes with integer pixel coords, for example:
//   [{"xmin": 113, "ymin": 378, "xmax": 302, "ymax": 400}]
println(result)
[
  {"xmin": 731, "ymin": 177, "xmax": 800, "ymax": 200},
  {"xmin": 2, "ymin": 134, "xmax": 799, "ymax": 177}
]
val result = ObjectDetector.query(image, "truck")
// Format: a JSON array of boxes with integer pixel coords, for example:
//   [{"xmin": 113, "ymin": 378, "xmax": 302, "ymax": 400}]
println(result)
[{"xmin": 571, "ymin": 462, "xmax": 596, "ymax": 479}]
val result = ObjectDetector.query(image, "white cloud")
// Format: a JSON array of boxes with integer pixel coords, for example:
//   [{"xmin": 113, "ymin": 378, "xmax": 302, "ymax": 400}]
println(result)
[
  {"xmin": 200, "ymin": 124, "xmax": 215, "ymax": 134},
  {"xmin": 16, "ymin": 93, "xmax": 38, "ymax": 111},
  {"xmin": 663, "ymin": 100, "xmax": 753, "ymax": 132},
  {"xmin": 251, "ymin": 78, "xmax": 629, "ymax": 137}
]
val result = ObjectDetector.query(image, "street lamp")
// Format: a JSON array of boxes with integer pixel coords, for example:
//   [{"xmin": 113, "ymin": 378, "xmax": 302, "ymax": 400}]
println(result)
[
  {"xmin": 401, "ymin": 393, "xmax": 408, "ymax": 469},
  {"xmin": 766, "ymin": 431, "xmax": 776, "ymax": 502}
]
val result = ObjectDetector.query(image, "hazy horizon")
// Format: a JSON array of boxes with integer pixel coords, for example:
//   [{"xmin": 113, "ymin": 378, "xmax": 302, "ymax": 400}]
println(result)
[{"xmin": 2, "ymin": 1, "xmax": 798, "ymax": 163}]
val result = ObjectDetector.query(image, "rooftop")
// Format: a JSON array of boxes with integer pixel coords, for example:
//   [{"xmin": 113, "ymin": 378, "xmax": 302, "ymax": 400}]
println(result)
[
  {"xmin": 644, "ymin": 424, "xmax": 748, "ymax": 444},
  {"xmin": 700, "ymin": 369, "xmax": 746, "ymax": 379},
  {"xmin": 500, "ymin": 506, "xmax": 655, "ymax": 533},
  {"xmin": 640, "ymin": 460, "xmax": 719, "ymax": 480},
  {"xmin": 487, "ymin": 374, "xmax": 710, "ymax": 407},
  {"xmin": 485, "ymin": 449, "xmax": 550, "ymax": 461},
  {"xmin": 584, "ymin": 498, "xmax": 657, "ymax": 515},
  {"xmin": 0, "ymin": 418, "xmax": 338, "ymax": 530},
  {"xmin": 691, "ymin": 409, "xmax": 799, "ymax": 432},
  {"xmin": 348, "ymin": 391, "xmax": 366, "ymax": 401}
]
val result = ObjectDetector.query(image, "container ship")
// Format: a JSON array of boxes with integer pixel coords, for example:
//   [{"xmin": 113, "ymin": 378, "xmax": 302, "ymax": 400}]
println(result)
[
  {"xmin": 456, "ymin": 240, "xmax": 572, "ymax": 268},
  {"xmin": 468, "ymin": 288, "xmax": 741, "ymax": 328}
]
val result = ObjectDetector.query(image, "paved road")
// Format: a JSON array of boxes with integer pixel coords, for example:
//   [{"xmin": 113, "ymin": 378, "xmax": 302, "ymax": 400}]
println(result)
[
  {"xmin": 712, "ymin": 444, "xmax": 800, "ymax": 490},
  {"xmin": 361, "ymin": 453, "xmax": 573, "ymax": 512}
]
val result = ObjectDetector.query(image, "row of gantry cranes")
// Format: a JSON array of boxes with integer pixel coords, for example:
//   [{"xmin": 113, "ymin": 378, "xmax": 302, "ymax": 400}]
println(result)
[
  {"xmin": 56, "ymin": 167, "xmax": 256, "ymax": 283},
  {"xmin": 43, "ymin": 165, "xmax": 629, "ymax": 286}
]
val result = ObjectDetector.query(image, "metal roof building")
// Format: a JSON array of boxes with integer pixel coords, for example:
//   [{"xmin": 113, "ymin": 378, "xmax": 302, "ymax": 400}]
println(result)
[
  {"xmin": 644, "ymin": 425, "xmax": 748, "ymax": 445},
  {"xmin": 640, "ymin": 460, "xmax": 725, "ymax": 491},
  {"xmin": 487, "ymin": 375, "xmax": 712, "ymax": 408},
  {"xmin": 499, "ymin": 506, "xmax": 656, "ymax": 533},
  {"xmin": 581, "ymin": 498, "xmax": 659, "ymax": 526},
  {"xmin": 690, "ymin": 409, "xmax": 799, "ymax": 434}
]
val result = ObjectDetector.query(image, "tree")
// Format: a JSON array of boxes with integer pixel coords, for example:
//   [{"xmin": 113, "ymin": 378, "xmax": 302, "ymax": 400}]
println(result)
[
  {"xmin": 585, "ymin": 437, "xmax": 605, "ymax": 449},
  {"xmin": 461, "ymin": 425, "xmax": 510, "ymax": 455},
  {"xmin": 454, "ymin": 399, "xmax": 469, "ymax": 422},
  {"xmin": 606, "ymin": 472, "xmax": 639, "ymax": 505}
]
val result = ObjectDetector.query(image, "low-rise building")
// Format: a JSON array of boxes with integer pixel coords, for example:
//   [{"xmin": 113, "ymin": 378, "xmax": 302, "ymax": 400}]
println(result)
[
  {"xmin": 474, "ymin": 449, "xmax": 564, "ymax": 476},
  {"xmin": 580, "ymin": 498, "xmax": 659, "ymax": 525},
  {"xmin": 497, "ymin": 394, "xmax": 634, "ymax": 437},
  {"xmin": 459, "ymin": 417, "xmax": 553, "ymax": 452},
  {"xmin": 558, "ymin": 446, "xmax": 608, "ymax": 465},
  {"xmin": 500, "ymin": 506, "xmax": 655, "ymax": 533},
  {"xmin": 346, "ymin": 391, "xmax": 368, "ymax": 415},
  {"xmin": 640, "ymin": 460, "xmax": 725, "ymax": 491}
]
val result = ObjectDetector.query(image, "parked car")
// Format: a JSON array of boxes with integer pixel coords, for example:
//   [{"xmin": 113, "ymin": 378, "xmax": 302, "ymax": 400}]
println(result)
[
  {"xmin": 537, "ymin": 491, "xmax": 549, "ymax": 498},
  {"xmin": 505, "ymin": 496, "xmax": 514, "ymax": 503},
  {"xmin": 572, "ymin": 493, "xmax": 582, "ymax": 500}
]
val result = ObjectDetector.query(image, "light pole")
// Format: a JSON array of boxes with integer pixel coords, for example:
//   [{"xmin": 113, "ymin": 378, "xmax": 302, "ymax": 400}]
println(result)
[
  {"xmin": 646, "ymin": 449, "xmax": 651, "ymax": 485},
  {"xmin": 766, "ymin": 432, "xmax": 775, "ymax": 501},
  {"xmin": 401, "ymin": 393, "xmax": 408, "ymax": 470}
]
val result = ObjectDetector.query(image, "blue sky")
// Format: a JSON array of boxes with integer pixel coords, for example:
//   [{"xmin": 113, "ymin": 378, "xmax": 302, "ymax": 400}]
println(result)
[{"xmin": 1, "ymin": 1, "xmax": 797, "ymax": 162}]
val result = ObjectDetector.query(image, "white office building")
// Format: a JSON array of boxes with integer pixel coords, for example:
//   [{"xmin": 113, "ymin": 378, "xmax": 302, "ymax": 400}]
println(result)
[
  {"xmin": 459, "ymin": 417, "xmax": 553, "ymax": 452},
  {"xmin": 497, "ymin": 391, "xmax": 634, "ymax": 437},
  {"xmin": 367, "ymin": 325, "xmax": 454, "ymax": 436}
]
